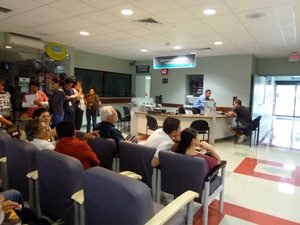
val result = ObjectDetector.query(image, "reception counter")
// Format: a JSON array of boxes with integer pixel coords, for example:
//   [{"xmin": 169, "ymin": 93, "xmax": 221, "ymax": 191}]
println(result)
[{"xmin": 131, "ymin": 112, "xmax": 234, "ymax": 144}]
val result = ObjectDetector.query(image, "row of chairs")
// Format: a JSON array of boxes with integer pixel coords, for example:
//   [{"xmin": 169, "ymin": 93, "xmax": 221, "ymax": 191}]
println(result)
[
  {"xmin": 0, "ymin": 133, "xmax": 204, "ymax": 225},
  {"xmin": 146, "ymin": 114, "xmax": 210, "ymax": 141},
  {"xmin": 116, "ymin": 106, "xmax": 131, "ymax": 132}
]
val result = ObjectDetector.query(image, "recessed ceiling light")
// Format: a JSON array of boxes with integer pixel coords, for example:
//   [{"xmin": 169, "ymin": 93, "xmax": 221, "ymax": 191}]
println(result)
[
  {"xmin": 5, "ymin": 45, "xmax": 12, "ymax": 49},
  {"xmin": 121, "ymin": 9, "xmax": 133, "ymax": 16},
  {"xmin": 214, "ymin": 41, "xmax": 223, "ymax": 45},
  {"xmin": 174, "ymin": 46, "xmax": 182, "ymax": 50},
  {"xmin": 140, "ymin": 49, "xmax": 148, "ymax": 52},
  {"xmin": 203, "ymin": 9, "xmax": 216, "ymax": 15},
  {"xmin": 80, "ymin": 31, "xmax": 89, "ymax": 36}
]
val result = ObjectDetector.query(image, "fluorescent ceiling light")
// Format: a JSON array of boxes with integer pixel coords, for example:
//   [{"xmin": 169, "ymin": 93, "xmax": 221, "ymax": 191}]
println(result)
[
  {"xmin": 121, "ymin": 9, "xmax": 133, "ymax": 16},
  {"xmin": 173, "ymin": 46, "xmax": 182, "ymax": 50},
  {"xmin": 80, "ymin": 31, "xmax": 89, "ymax": 36},
  {"xmin": 5, "ymin": 45, "xmax": 12, "ymax": 49},
  {"xmin": 203, "ymin": 9, "xmax": 216, "ymax": 15},
  {"xmin": 214, "ymin": 41, "xmax": 223, "ymax": 45},
  {"xmin": 140, "ymin": 49, "xmax": 148, "ymax": 52}
]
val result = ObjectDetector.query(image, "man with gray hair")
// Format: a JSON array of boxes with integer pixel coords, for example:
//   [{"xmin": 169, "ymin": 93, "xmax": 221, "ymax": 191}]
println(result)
[{"xmin": 93, "ymin": 106, "xmax": 125, "ymax": 143}]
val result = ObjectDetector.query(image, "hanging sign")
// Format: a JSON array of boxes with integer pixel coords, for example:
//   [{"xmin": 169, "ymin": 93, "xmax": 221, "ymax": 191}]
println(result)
[
  {"xmin": 45, "ymin": 42, "xmax": 68, "ymax": 61},
  {"xmin": 153, "ymin": 54, "xmax": 196, "ymax": 69}
]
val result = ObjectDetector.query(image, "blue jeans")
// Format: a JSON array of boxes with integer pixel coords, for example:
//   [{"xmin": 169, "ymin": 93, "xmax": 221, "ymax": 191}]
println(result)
[
  {"xmin": 86, "ymin": 108, "xmax": 97, "ymax": 132},
  {"xmin": 52, "ymin": 114, "xmax": 64, "ymax": 127}
]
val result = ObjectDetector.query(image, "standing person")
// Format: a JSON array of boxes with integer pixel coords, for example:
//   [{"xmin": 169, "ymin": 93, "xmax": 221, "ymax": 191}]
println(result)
[
  {"xmin": 0, "ymin": 80, "xmax": 12, "ymax": 121},
  {"xmin": 85, "ymin": 87, "xmax": 100, "ymax": 132},
  {"xmin": 22, "ymin": 80, "xmax": 49, "ymax": 118},
  {"xmin": 144, "ymin": 117, "xmax": 181, "ymax": 167},
  {"xmin": 73, "ymin": 81, "xmax": 85, "ymax": 130},
  {"xmin": 192, "ymin": 89, "xmax": 214, "ymax": 114},
  {"xmin": 62, "ymin": 77, "xmax": 76, "ymax": 123},
  {"xmin": 176, "ymin": 128, "xmax": 221, "ymax": 172},
  {"xmin": 226, "ymin": 99, "xmax": 251, "ymax": 143},
  {"xmin": 49, "ymin": 77, "xmax": 65, "ymax": 127}
]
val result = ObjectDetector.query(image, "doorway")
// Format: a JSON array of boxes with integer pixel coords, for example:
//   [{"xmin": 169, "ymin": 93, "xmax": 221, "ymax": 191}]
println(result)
[
  {"xmin": 274, "ymin": 82, "xmax": 300, "ymax": 117},
  {"xmin": 135, "ymin": 75, "xmax": 151, "ymax": 97}
]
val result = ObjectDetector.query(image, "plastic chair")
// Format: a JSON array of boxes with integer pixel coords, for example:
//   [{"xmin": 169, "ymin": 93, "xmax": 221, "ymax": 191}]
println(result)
[
  {"xmin": 146, "ymin": 115, "xmax": 162, "ymax": 136},
  {"xmin": 123, "ymin": 106, "xmax": 131, "ymax": 131},
  {"xmin": 190, "ymin": 120, "xmax": 210, "ymax": 141},
  {"xmin": 158, "ymin": 151, "xmax": 227, "ymax": 225},
  {"xmin": 234, "ymin": 115, "xmax": 261, "ymax": 147},
  {"xmin": 178, "ymin": 106, "xmax": 186, "ymax": 114},
  {"xmin": 83, "ymin": 167, "xmax": 199, "ymax": 225},
  {"xmin": 116, "ymin": 108, "xmax": 129, "ymax": 132},
  {"xmin": 36, "ymin": 150, "xmax": 84, "ymax": 225}
]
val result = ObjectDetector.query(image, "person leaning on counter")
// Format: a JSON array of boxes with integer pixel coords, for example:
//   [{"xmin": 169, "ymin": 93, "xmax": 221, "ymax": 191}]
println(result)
[{"xmin": 192, "ymin": 89, "xmax": 214, "ymax": 114}]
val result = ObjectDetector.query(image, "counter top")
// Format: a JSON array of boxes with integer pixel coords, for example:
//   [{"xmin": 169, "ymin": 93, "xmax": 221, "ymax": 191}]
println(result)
[{"xmin": 134, "ymin": 111, "xmax": 230, "ymax": 119}]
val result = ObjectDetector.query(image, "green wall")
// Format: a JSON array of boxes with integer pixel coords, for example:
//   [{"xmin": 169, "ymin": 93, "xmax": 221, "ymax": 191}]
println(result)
[{"xmin": 256, "ymin": 58, "xmax": 300, "ymax": 75}]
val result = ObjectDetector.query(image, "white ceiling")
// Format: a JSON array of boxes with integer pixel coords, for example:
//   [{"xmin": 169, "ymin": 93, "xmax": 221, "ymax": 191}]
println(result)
[{"xmin": 0, "ymin": 0, "xmax": 299, "ymax": 60}]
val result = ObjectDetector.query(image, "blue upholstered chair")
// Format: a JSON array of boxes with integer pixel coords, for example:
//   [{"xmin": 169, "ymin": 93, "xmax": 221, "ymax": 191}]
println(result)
[
  {"xmin": 0, "ymin": 132, "xmax": 11, "ymax": 191},
  {"xmin": 83, "ymin": 167, "xmax": 199, "ymax": 225},
  {"xmin": 36, "ymin": 150, "xmax": 84, "ymax": 225},
  {"xmin": 158, "ymin": 151, "xmax": 227, "ymax": 225}
]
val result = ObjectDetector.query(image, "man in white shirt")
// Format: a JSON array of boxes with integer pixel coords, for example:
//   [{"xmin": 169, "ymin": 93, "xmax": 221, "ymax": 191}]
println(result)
[{"xmin": 144, "ymin": 117, "xmax": 181, "ymax": 167}]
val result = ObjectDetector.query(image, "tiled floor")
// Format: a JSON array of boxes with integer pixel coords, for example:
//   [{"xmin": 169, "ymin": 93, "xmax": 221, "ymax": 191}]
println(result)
[{"xmin": 192, "ymin": 116, "xmax": 300, "ymax": 225}]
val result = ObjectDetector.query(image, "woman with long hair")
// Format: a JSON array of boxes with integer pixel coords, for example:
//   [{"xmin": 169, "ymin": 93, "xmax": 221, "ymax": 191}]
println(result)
[{"xmin": 177, "ymin": 128, "xmax": 221, "ymax": 172}]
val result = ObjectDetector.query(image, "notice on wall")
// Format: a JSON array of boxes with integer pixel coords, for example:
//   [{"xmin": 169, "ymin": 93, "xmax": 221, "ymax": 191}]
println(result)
[
  {"xmin": 19, "ymin": 77, "xmax": 30, "ymax": 86},
  {"xmin": 136, "ymin": 65, "xmax": 150, "ymax": 74}
]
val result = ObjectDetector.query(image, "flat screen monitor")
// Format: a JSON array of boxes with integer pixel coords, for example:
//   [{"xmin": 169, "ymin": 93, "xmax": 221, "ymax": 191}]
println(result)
[{"xmin": 155, "ymin": 95, "xmax": 162, "ymax": 105}]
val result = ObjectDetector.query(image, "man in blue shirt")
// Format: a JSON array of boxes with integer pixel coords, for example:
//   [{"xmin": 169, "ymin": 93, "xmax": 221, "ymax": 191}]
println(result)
[{"xmin": 192, "ymin": 89, "xmax": 213, "ymax": 114}]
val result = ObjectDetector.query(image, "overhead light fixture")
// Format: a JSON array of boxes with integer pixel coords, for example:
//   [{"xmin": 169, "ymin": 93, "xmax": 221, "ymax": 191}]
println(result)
[
  {"xmin": 80, "ymin": 31, "xmax": 89, "ymax": 36},
  {"xmin": 121, "ymin": 9, "xmax": 133, "ymax": 16},
  {"xmin": 140, "ymin": 49, "xmax": 148, "ymax": 52},
  {"xmin": 214, "ymin": 41, "xmax": 223, "ymax": 45},
  {"xmin": 5, "ymin": 45, "xmax": 12, "ymax": 49},
  {"xmin": 203, "ymin": 9, "xmax": 216, "ymax": 15},
  {"xmin": 174, "ymin": 46, "xmax": 182, "ymax": 50}
]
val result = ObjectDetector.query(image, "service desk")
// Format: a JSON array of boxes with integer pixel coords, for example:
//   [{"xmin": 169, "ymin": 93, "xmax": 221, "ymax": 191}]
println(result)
[{"xmin": 131, "ymin": 112, "xmax": 233, "ymax": 144}]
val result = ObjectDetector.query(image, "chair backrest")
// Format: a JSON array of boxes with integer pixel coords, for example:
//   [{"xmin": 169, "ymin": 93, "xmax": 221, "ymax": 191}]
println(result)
[
  {"xmin": 0, "ymin": 132, "xmax": 11, "ymax": 158},
  {"xmin": 115, "ymin": 108, "xmax": 123, "ymax": 120},
  {"xmin": 190, "ymin": 120, "xmax": 209, "ymax": 132},
  {"xmin": 84, "ymin": 167, "xmax": 154, "ymax": 225},
  {"xmin": 123, "ymin": 106, "xmax": 131, "ymax": 118},
  {"xmin": 178, "ymin": 106, "xmax": 186, "ymax": 114},
  {"xmin": 146, "ymin": 115, "xmax": 159, "ymax": 131},
  {"xmin": 37, "ymin": 150, "xmax": 84, "ymax": 225},
  {"xmin": 251, "ymin": 116, "xmax": 261, "ymax": 131},
  {"xmin": 87, "ymin": 137, "xmax": 117, "ymax": 170},
  {"xmin": 159, "ymin": 151, "xmax": 207, "ymax": 202},
  {"xmin": 75, "ymin": 130, "xmax": 85, "ymax": 140},
  {"xmin": 119, "ymin": 141, "xmax": 155, "ymax": 188},
  {"xmin": 6, "ymin": 138, "xmax": 38, "ymax": 200}
]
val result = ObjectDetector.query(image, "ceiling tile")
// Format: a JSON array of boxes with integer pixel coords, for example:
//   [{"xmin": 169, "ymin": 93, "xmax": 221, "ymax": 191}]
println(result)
[
  {"xmin": 202, "ymin": 14, "xmax": 239, "ymax": 26},
  {"xmin": 103, "ymin": 3, "xmax": 149, "ymax": 20},
  {"xmin": 2, "ymin": 16, "xmax": 38, "ymax": 28},
  {"xmin": 89, "ymin": 24, "xmax": 118, "ymax": 34},
  {"xmin": 79, "ymin": 0, "xmax": 131, "ymax": 10},
  {"xmin": 63, "ymin": 17, "xmax": 98, "ymax": 28},
  {"xmin": 0, "ymin": 0, "xmax": 42, "ymax": 10},
  {"xmin": 106, "ymin": 32, "xmax": 134, "ymax": 39},
  {"xmin": 187, "ymin": 1, "xmax": 232, "ymax": 18},
  {"xmin": 133, "ymin": 0, "xmax": 182, "ymax": 14},
  {"xmin": 80, "ymin": 10, "xmax": 120, "ymax": 24},
  {"xmin": 50, "ymin": 0, "xmax": 97, "ymax": 15},
  {"xmin": 155, "ymin": 9, "xmax": 196, "ymax": 23},
  {"xmin": 213, "ymin": 24, "xmax": 246, "ymax": 34},
  {"xmin": 107, "ymin": 21, "xmax": 141, "ymax": 31},
  {"xmin": 31, "ymin": 5, "xmax": 73, "ymax": 20},
  {"xmin": 175, "ymin": 0, "xmax": 222, "ymax": 7}
]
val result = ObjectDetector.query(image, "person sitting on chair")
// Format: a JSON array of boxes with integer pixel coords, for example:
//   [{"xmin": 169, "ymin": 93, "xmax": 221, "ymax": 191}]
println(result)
[
  {"xmin": 226, "ymin": 99, "xmax": 251, "ymax": 144},
  {"xmin": 176, "ymin": 128, "xmax": 221, "ymax": 172},
  {"xmin": 144, "ymin": 117, "xmax": 181, "ymax": 167}
]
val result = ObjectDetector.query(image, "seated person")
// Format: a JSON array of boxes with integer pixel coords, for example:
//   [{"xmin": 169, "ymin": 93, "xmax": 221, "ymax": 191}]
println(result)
[
  {"xmin": 144, "ymin": 117, "xmax": 181, "ymax": 167},
  {"xmin": 0, "ymin": 115, "xmax": 12, "ymax": 126},
  {"xmin": 32, "ymin": 108, "xmax": 57, "ymax": 138},
  {"xmin": 176, "ymin": 128, "xmax": 221, "ymax": 172},
  {"xmin": 226, "ymin": 99, "xmax": 251, "ymax": 144},
  {"xmin": 55, "ymin": 121, "xmax": 100, "ymax": 170},
  {"xmin": 25, "ymin": 119, "xmax": 55, "ymax": 150}
]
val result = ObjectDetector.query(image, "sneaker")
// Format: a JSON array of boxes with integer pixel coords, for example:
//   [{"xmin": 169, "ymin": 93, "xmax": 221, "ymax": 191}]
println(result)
[{"xmin": 237, "ymin": 135, "xmax": 246, "ymax": 144}]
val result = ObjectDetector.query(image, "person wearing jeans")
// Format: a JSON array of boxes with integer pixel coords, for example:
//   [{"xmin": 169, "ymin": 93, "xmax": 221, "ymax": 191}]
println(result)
[{"xmin": 85, "ymin": 87, "xmax": 100, "ymax": 132}]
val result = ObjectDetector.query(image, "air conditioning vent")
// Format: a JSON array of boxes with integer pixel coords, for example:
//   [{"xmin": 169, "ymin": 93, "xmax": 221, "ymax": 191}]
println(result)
[
  {"xmin": 133, "ymin": 17, "xmax": 162, "ymax": 25},
  {"xmin": 6, "ymin": 33, "xmax": 44, "ymax": 49},
  {"xmin": 0, "ymin": 6, "xmax": 12, "ymax": 13},
  {"xmin": 195, "ymin": 47, "xmax": 212, "ymax": 51}
]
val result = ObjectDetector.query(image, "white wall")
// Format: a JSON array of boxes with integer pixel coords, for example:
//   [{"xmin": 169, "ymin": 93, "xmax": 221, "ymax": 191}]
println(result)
[
  {"xmin": 135, "ymin": 54, "xmax": 253, "ymax": 107},
  {"xmin": 256, "ymin": 58, "xmax": 300, "ymax": 75}
]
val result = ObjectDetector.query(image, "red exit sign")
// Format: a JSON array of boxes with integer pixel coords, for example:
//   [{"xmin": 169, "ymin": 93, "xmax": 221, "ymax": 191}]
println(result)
[{"xmin": 161, "ymin": 69, "xmax": 168, "ymax": 75}]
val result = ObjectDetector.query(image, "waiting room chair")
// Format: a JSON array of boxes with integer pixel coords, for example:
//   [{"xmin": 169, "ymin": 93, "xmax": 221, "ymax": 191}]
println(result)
[
  {"xmin": 146, "ymin": 115, "xmax": 162, "ymax": 136},
  {"xmin": 0, "ymin": 132, "xmax": 11, "ymax": 191},
  {"xmin": 6, "ymin": 138, "xmax": 38, "ymax": 207},
  {"xmin": 119, "ymin": 141, "xmax": 157, "ymax": 198},
  {"xmin": 75, "ymin": 130, "xmax": 85, "ymax": 140},
  {"xmin": 234, "ymin": 115, "xmax": 261, "ymax": 147},
  {"xmin": 190, "ymin": 120, "xmax": 210, "ymax": 141},
  {"xmin": 158, "ymin": 151, "xmax": 227, "ymax": 225},
  {"xmin": 83, "ymin": 167, "xmax": 199, "ymax": 225},
  {"xmin": 36, "ymin": 150, "xmax": 84, "ymax": 225},
  {"xmin": 87, "ymin": 137, "xmax": 119, "ymax": 171},
  {"xmin": 116, "ymin": 108, "xmax": 128, "ymax": 132}
]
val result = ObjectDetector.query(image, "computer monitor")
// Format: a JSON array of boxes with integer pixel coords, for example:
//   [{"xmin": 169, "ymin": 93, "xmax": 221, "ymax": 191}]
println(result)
[{"xmin": 155, "ymin": 95, "xmax": 162, "ymax": 106}]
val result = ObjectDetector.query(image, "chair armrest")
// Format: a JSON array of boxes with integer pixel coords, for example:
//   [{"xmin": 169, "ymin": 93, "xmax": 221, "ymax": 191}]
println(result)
[
  {"xmin": 26, "ymin": 170, "xmax": 39, "ymax": 180},
  {"xmin": 0, "ymin": 157, "xmax": 7, "ymax": 163},
  {"xmin": 205, "ymin": 160, "xmax": 227, "ymax": 182},
  {"xmin": 145, "ymin": 190, "xmax": 199, "ymax": 225},
  {"xmin": 71, "ymin": 189, "xmax": 84, "ymax": 205},
  {"xmin": 119, "ymin": 171, "xmax": 142, "ymax": 180}
]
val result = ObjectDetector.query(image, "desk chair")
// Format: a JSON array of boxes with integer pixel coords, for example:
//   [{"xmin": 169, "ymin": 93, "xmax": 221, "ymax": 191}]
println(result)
[
  {"xmin": 146, "ymin": 115, "xmax": 162, "ymax": 136},
  {"xmin": 190, "ymin": 120, "xmax": 210, "ymax": 141}
]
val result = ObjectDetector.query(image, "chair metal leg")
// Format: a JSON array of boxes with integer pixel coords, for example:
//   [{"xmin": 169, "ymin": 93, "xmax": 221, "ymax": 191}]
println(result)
[
  {"xmin": 79, "ymin": 204, "xmax": 85, "ymax": 225},
  {"xmin": 73, "ymin": 202, "xmax": 79, "ymax": 225},
  {"xmin": 152, "ymin": 168, "xmax": 157, "ymax": 200},
  {"xmin": 0, "ymin": 161, "xmax": 8, "ymax": 191},
  {"xmin": 155, "ymin": 169, "xmax": 161, "ymax": 203},
  {"xmin": 29, "ymin": 179, "xmax": 35, "ymax": 211},
  {"xmin": 202, "ymin": 182, "xmax": 210, "ymax": 225},
  {"xmin": 34, "ymin": 180, "xmax": 41, "ymax": 217},
  {"xmin": 186, "ymin": 200, "xmax": 194, "ymax": 225}
]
